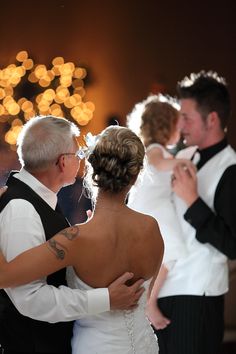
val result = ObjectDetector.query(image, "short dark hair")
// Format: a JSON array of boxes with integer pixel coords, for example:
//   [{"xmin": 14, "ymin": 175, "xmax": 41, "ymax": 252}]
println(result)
[{"xmin": 177, "ymin": 70, "xmax": 231, "ymax": 129}]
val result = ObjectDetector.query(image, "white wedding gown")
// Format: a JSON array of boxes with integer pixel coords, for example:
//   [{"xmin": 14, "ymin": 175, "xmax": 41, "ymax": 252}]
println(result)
[{"xmin": 67, "ymin": 267, "xmax": 159, "ymax": 354}]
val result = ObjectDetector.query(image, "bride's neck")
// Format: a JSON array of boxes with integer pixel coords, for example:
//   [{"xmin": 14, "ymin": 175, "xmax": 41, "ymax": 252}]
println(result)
[{"xmin": 94, "ymin": 190, "xmax": 128, "ymax": 212}]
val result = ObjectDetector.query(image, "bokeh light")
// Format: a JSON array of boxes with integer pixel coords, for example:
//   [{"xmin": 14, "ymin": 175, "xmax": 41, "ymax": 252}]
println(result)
[{"xmin": 0, "ymin": 51, "xmax": 95, "ymax": 146}]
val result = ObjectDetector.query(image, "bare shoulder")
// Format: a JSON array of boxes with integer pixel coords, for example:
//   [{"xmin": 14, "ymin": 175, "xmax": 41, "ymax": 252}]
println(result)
[
  {"xmin": 56, "ymin": 225, "xmax": 80, "ymax": 241},
  {"xmin": 48, "ymin": 225, "xmax": 81, "ymax": 254},
  {"xmin": 128, "ymin": 208, "xmax": 161, "ymax": 234},
  {"xmin": 139, "ymin": 212, "xmax": 158, "ymax": 225},
  {"xmin": 130, "ymin": 211, "xmax": 164, "ymax": 270},
  {"xmin": 139, "ymin": 213, "xmax": 163, "ymax": 247},
  {"xmin": 144, "ymin": 214, "xmax": 162, "ymax": 235}
]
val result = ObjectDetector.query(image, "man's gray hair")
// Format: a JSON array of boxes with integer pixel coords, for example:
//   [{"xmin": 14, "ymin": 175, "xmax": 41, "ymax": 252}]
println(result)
[{"xmin": 17, "ymin": 115, "xmax": 80, "ymax": 171}]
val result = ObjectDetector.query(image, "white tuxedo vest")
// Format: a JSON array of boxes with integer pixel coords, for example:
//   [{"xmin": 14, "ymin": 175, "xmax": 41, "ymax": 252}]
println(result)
[{"xmin": 159, "ymin": 145, "xmax": 236, "ymax": 298}]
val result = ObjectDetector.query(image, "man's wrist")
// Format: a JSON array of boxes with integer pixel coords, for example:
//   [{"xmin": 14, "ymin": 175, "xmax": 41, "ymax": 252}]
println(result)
[
  {"xmin": 185, "ymin": 193, "xmax": 199, "ymax": 207},
  {"xmin": 184, "ymin": 197, "xmax": 211, "ymax": 229}
]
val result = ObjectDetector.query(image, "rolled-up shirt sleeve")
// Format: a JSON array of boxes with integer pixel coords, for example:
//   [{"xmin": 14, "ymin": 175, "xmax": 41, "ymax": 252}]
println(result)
[
  {"xmin": 184, "ymin": 165, "xmax": 236, "ymax": 260},
  {"xmin": 0, "ymin": 199, "xmax": 110, "ymax": 323}
]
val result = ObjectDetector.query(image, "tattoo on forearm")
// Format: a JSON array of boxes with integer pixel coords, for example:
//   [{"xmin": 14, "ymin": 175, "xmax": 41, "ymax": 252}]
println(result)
[
  {"xmin": 47, "ymin": 226, "xmax": 79, "ymax": 260},
  {"xmin": 48, "ymin": 239, "xmax": 65, "ymax": 260}
]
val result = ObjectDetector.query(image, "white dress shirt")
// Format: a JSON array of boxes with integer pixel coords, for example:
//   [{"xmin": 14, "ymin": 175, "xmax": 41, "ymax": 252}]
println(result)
[{"xmin": 0, "ymin": 168, "xmax": 109, "ymax": 323}]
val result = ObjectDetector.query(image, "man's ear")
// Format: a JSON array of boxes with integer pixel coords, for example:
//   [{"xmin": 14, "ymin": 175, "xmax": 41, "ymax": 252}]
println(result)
[
  {"xmin": 207, "ymin": 111, "xmax": 219, "ymax": 129},
  {"xmin": 56, "ymin": 155, "xmax": 66, "ymax": 171}
]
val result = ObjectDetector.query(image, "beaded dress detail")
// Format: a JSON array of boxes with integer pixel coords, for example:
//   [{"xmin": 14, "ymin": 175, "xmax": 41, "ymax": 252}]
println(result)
[{"xmin": 66, "ymin": 267, "xmax": 159, "ymax": 354}]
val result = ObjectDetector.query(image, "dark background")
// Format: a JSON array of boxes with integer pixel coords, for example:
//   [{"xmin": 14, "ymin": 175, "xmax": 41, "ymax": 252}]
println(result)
[
  {"xmin": 0, "ymin": 0, "xmax": 235, "ymax": 142},
  {"xmin": 0, "ymin": 2, "xmax": 236, "ymax": 351}
]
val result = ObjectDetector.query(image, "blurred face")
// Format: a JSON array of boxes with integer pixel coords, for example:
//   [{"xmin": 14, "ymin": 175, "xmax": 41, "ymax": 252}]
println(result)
[
  {"xmin": 178, "ymin": 98, "xmax": 209, "ymax": 148},
  {"xmin": 61, "ymin": 140, "xmax": 81, "ymax": 187},
  {"xmin": 167, "ymin": 116, "xmax": 181, "ymax": 145}
]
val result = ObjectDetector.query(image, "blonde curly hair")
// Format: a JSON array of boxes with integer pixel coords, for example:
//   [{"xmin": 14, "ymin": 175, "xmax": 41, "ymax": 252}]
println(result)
[{"xmin": 127, "ymin": 94, "xmax": 179, "ymax": 147}]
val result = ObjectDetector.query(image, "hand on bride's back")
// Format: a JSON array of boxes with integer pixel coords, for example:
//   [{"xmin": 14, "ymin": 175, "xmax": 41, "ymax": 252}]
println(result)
[{"xmin": 108, "ymin": 272, "xmax": 145, "ymax": 310}]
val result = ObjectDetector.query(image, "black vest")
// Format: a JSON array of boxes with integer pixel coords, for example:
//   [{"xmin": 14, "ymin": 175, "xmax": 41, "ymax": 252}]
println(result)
[{"xmin": 0, "ymin": 172, "xmax": 73, "ymax": 353}]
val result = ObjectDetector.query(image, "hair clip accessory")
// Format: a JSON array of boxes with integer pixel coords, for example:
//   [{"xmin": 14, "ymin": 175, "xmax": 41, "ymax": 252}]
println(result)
[{"xmin": 77, "ymin": 132, "xmax": 101, "ymax": 159}]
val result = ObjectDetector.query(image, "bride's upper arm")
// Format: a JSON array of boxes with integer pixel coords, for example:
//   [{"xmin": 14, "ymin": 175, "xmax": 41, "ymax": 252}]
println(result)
[{"xmin": 0, "ymin": 225, "xmax": 81, "ymax": 288}]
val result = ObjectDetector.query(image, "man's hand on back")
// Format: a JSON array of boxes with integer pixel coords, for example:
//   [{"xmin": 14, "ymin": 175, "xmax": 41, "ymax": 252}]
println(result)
[{"xmin": 108, "ymin": 272, "xmax": 145, "ymax": 310}]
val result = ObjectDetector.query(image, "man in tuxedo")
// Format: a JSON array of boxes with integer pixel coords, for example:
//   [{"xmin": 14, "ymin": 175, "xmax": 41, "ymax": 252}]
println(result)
[
  {"xmin": 0, "ymin": 115, "xmax": 144, "ymax": 354},
  {"xmin": 155, "ymin": 71, "xmax": 236, "ymax": 354}
]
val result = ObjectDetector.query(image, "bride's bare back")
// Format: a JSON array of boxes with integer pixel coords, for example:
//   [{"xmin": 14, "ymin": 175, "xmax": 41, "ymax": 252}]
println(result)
[{"xmin": 71, "ymin": 206, "xmax": 163, "ymax": 288}]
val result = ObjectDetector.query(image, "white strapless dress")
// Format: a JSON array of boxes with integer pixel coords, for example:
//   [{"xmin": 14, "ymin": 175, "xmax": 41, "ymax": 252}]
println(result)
[{"xmin": 67, "ymin": 267, "xmax": 159, "ymax": 354}]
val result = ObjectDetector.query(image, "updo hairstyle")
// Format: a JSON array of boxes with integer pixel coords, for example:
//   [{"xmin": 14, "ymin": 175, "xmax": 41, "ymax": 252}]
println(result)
[{"xmin": 86, "ymin": 126, "xmax": 145, "ymax": 194}]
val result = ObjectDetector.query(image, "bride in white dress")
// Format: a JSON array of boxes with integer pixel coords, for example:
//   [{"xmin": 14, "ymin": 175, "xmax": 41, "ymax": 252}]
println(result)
[
  {"xmin": 67, "ymin": 268, "xmax": 158, "ymax": 353},
  {"xmin": 0, "ymin": 126, "xmax": 164, "ymax": 353}
]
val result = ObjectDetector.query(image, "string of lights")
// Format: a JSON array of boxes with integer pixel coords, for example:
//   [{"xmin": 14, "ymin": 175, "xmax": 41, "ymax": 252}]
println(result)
[{"xmin": 0, "ymin": 51, "xmax": 95, "ymax": 147}]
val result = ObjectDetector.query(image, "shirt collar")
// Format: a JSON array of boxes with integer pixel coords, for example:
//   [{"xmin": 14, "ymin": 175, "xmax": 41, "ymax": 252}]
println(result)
[
  {"xmin": 14, "ymin": 168, "xmax": 58, "ymax": 210},
  {"xmin": 197, "ymin": 138, "xmax": 228, "ymax": 169}
]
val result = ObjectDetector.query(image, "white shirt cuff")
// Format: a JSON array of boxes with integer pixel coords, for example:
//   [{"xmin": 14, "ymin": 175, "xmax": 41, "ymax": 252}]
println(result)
[{"xmin": 87, "ymin": 288, "xmax": 110, "ymax": 314}]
